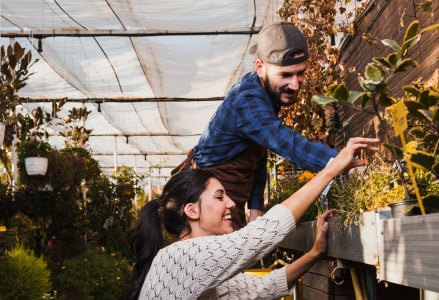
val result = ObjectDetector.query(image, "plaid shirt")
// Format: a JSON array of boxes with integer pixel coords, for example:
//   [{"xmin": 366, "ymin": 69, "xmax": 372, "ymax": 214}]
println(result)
[{"xmin": 193, "ymin": 71, "xmax": 338, "ymax": 210}]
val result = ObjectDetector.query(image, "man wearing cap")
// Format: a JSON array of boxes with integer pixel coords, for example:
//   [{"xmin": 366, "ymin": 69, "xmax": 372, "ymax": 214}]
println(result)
[{"xmin": 187, "ymin": 22, "xmax": 343, "ymax": 229}]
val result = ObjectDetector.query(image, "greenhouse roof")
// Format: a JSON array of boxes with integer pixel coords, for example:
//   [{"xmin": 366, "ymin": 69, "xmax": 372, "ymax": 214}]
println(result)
[
  {"xmin": 1, "ymin": 0, "xmax": 284, "ymax": 178},
  {"xmin": 1, "ymin": 0, "xmax": 355, "ymax": 180}
]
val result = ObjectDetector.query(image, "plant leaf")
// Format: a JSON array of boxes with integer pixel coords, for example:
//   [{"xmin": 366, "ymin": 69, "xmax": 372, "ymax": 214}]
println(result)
[
  {"xmin": 401, "ymin": 35, "xmax": 421, "ymax": 56},
  {"xmin": 409, "ymin": 151, "xmax": 435, "ymax": 171},
  {"xmin": 333, "ymin": 84, "xmax": 349, "ymax": 102},
  {"xmin": 365, "ymin": 63, "xmax": 384, "ymax": 81},
  {"xmin": 402, "ymin": 85, "xmax": 420, "ymax": 97},
  {"xmin": 381, "ymin": 39, "xmax": 401, "ymax": 52},
  {"xmin": 373, "ymin": 57, "xmax": 392, "ymax": 68},
  {"xmin": 394, "ymin": 58, "xmax": 418, "ymax": 73},
  {"xmin": 311, "ymin": 95, "xmax": 338, "ymax": 106},
  {"xmin": 348, "ymin": 91, "xmax": 366, "ymax": 105},
  {"xmin": 403, "ymin": 20, "xmax": 420, "ymax": 44}
]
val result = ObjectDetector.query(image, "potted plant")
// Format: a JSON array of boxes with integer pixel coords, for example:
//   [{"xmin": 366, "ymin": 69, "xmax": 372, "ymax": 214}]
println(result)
[
  {"xmin": 17, "ymin": 139, "xmax": 52, "ymax": 177},
  {"xmin": 312, "ymin": 20, "xmax": 439, "ymax": 217}
]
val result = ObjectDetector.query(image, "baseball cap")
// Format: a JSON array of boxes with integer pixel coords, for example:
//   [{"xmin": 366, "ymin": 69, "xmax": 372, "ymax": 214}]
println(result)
[{"xmin": 253, "ymin": 22, "xmax": 308, "ymax": 66}]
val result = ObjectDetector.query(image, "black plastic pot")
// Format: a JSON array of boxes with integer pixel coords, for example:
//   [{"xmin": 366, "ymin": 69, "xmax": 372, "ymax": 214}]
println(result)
[{"xmin": 389, "ymin": 199, "xmax": 421, "ymax": 218}]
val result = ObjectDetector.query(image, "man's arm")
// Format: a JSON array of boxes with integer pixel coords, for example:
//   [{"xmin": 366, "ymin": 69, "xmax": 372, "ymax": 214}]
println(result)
[{"xmin": 247, "ymin": 155, "xmax": 267, "ymax": 222}]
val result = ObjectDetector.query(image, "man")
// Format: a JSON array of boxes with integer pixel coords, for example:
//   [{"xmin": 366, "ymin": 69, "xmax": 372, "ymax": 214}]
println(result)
[{"xmin": 185, "ymin": 22, "xmax": 342, "ymax": 230}]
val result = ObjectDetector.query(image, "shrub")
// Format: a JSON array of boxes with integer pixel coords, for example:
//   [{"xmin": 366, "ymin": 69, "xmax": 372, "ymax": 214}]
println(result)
[
  {"xmin": 53, "ymin": 249, "xmax": 131, "ymax": 300},
  {"xmin": 0, "ymin": 245, "xmax": 52, "ymax": 300}
]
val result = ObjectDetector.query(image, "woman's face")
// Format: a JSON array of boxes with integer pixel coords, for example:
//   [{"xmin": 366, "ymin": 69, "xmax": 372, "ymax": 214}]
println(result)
[{"xmin": 197, "ymin": 178, "xmax": 236, "ymax": 236}]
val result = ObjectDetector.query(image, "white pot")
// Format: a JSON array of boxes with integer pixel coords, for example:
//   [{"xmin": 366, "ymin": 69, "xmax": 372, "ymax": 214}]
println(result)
[
  {"xmin": 25, "ymin": 156, "xmax": 49, "ymax": 176},
  {"xmin": 0, "ymin": 122, "xmax": 5, "ymax": 145}
]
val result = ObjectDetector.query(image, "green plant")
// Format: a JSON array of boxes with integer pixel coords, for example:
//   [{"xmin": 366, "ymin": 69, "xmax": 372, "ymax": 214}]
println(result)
[
  {"xmin": 265, "ymin": 168, "xmax": 318, "ymax": 223},
  {"xmin": 312, "ymin": 20, "xmax": 438, "ymax": 210},
  {"xmin": 0, "ymin": 245, "xmax": 52, "ymax": 300},
  {"xmin": 401, "ymin": 79, "xmax": 439, "ymax": 177},
  {"xmin": 53, "ymin": 249, "xmax": 130, "ymax": 300}
]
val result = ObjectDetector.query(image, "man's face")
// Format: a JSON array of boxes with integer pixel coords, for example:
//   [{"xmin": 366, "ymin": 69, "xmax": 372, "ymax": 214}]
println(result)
[{"xmin": 256, "ymin": 60, "xmax": 306, "ymax": 106}]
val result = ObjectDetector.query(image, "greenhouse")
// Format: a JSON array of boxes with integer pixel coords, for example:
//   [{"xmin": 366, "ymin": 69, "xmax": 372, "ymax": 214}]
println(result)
[{"xmin": 0, "ymin": 0, "xmax": 438, "ymax": 299}]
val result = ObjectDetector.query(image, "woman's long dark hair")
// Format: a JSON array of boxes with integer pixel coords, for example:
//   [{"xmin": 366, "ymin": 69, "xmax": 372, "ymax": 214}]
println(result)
[{"xmin": 127, "ymin": 169, "xmax": 215, "ymax": 299}]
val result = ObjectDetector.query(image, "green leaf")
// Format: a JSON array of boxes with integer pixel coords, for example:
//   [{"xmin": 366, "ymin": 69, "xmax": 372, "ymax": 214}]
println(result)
[
  {"xmin": 404, "ymin": 100, "xmax": 425, "ymax": 113},
  {"xmin": 373, "ymin": 57, "xmax": 392, "ymax": 68},
  {"xmin": 332, "ymin": 84, "xmax": 349, "ymax": 102},
  {"xmin": 420, "ymin": 90, "xmax": 439, "ymax": 108},
  {"xmin": 403, "ymin": 21, "xmax": 420, "ymax": 44},
  {"xmin": 379, "ymin": 95, "xmax": 395, "ymax": 107},
  {"xmin": 328, "ymin": 83, "xmax": 340, "ymax": 94},
  {"xmin": 381, "ymin": 39, "xmax": 401, "ymax": 52},
  {"xmin": 311, "ymin": 95, "xmax": 338, "ymax": 106},
  {"xmin": 401, "ymin": 35, "xmax": 421, "ymax": 56},
  {"xmin": 407, "ymin": 126, "xmax": 425, "ymax": 139},
  {"xmin": 394, "ymin": 58, "xmax": 418, "ymax": 73},
  {"xmin": 361, "ymin": 93, "xmax": 372, "ymax": 107},
  {"xmin": 365, "ymin": 63, "xmax": 384, "ymax": 81},
  {"xmin": 348, "ymin": 91, "xmax": 366, "ymax": 105},
  {"xmin": 387, "ymin": 52, "xmax": 400, "ymax": 66},
  {"xmin": 358, "ymin": 76, "xmax": 377, "ymax": 92},
  {"xmin": 417, "ymin": 108, "xmax": 433, "ymax": 122},
  {"xmin": 384, "ymin": 143, "xmax": 403, "ymax": 159},
  {"xmin": 409, "ymin": 152, "xmax": 435, "ymax": 171},
  {"xmin": 402, "ymin": 85, "xmax": 420, "ymax": 97}
]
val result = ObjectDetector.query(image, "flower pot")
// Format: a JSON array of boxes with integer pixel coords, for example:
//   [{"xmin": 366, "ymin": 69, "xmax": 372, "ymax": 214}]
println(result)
[
  {"xmin": 0, "ymin": 122, "xmax": 5, "ymax": 145},
  {"xmin": 389, "ymin": 199, "xmax": 421, "ymax": 218},
  {"xmin": 25, "ymin": 156, "xmax": 49, "ymax": 176}
]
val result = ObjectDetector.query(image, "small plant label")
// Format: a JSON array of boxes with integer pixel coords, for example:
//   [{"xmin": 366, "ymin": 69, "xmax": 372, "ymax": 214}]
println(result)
[
  {"xmin": 389, "ymin": 100, "xmax": 407, "ymax": 136},
  {"xmin": 388, "ymin": 101, "xmax": 426, "ymax": 215}
]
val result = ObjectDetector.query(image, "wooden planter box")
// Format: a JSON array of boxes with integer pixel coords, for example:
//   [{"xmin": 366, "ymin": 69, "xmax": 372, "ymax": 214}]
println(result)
[{"xmin": 280, "ymin": 210, "xmax": 439, "ymax": 293}]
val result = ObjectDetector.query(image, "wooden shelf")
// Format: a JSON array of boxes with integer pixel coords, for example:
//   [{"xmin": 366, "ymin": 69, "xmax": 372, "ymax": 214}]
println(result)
[{"xmin": 280, "ymin": 209, "xmax": 439, "ymax": 293}]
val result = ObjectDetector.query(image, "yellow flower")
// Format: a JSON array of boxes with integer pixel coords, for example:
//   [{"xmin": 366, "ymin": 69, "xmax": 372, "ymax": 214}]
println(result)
[{"xmin": 298, "ymin": 171, "xmax": 315, "ymax": 182}]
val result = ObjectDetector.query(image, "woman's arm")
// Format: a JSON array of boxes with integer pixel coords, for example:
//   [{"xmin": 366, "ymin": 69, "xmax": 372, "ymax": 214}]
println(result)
[
  {"xmin": 284, "ymin": 209, "xmax": 333, "ymax": 288},
  {"xmin": 281, "ymin": 137, "xmax": 379, "ymax": 222}
]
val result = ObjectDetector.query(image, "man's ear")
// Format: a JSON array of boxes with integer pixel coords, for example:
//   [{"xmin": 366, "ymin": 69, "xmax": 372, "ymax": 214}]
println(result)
[
  {"xmin": 184, "ymin": 202, "xmax": 200, "ymax": 220},
  {"xmin": 255, "ymin": 59, "xmax": 264, "ymax": 77}
]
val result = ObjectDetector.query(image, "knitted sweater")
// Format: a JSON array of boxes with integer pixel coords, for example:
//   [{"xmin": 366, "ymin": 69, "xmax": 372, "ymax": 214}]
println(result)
[{"xmin": 138, "ymin": 204, "xmax": 296, "ymax": 299}]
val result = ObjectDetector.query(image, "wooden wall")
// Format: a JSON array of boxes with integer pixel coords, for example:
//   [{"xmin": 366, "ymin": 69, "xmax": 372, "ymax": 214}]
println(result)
[{"xmin": 335, "ymin": 0, "xmax": 438, "ymax": 147}]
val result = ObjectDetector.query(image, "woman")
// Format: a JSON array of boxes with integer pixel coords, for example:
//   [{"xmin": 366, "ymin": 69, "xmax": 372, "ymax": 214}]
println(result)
[{"xmin": 128, "ymin": 137, "xmax": 379, "ymax": 299}]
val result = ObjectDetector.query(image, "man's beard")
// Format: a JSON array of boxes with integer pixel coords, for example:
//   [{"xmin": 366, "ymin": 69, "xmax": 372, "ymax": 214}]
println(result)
[{"xmin": 263, "ymin": 76, "xmax": 297, "ymax": 107}]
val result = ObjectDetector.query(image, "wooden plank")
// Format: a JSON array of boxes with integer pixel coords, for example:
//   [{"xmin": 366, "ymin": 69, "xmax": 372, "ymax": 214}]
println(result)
[
  {"xmin": 302, "ymin": 286, "xmax": 332, "ymax": 300},
  {"xmin": 281, "ymin": 211, "xmax": 381, "ymax": 265},
  {"xmin": 377, "ymin": 212, "xmax": 439, "ymax": 292}
]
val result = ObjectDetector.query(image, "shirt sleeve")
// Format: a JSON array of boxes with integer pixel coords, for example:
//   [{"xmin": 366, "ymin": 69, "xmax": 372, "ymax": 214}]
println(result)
[
  {"xmin": 217, "ymin": 267, "xmax": 293, "ymax": 300},
  {"xmin": 236, "ymin": 90, "xmax": 338, "ymax": 173}
]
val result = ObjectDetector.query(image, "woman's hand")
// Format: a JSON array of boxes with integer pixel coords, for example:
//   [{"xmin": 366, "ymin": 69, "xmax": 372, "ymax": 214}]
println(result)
[
  {"xmin": 309, "ymin": 209, "xmax": 335, "ymax": 257},
  {"xmin": 329, "ymin": 137, "xmax": 380, "ymax": 176}
]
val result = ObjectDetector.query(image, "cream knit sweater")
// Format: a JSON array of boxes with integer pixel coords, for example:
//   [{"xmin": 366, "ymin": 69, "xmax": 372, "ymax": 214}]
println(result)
[{"xmin": 139, "ymin": 204, "xmax": 296, "ymax": 299}]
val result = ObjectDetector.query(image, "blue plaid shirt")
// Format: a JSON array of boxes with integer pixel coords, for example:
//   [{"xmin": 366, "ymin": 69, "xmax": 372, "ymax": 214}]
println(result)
[{"xmin": 193, "ymin": 71, "xmax": 338, "ymax": 210}]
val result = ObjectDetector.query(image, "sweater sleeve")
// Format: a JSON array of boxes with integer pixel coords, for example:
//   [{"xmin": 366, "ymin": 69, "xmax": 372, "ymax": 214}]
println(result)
[
  {"xmin": 198, "ymin": 205, "xmax": 295, "ymax": 288},
  {"xmin": 216, "ymin": 267, "xmax": 293, "ymax": 300}
]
